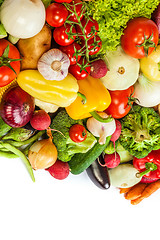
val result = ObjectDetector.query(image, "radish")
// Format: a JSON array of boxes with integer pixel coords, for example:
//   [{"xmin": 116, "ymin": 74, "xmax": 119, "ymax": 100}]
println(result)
[
  {"xmin": 30, "ymin": 109, "xmax": 51, "ymax": 130},
  {"xmin": 110, "ymin": 119, "xmax": 122, "ymax": 150},
  {"xmin": 90, "ymin": 59, "xmax": 108, "ymax": 78},
  {"xmin": 46, "ymin": 160, "xmax": 70, "ymax": 180},
  {"xmin": 103, "ymin": 152, "xmax": 120, "ymax": 168}
]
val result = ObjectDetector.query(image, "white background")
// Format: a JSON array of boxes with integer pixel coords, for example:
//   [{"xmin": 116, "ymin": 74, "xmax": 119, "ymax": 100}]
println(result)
[{"xmin": 0, "ymin": 156, "xmax": 160, "ymax": 240}]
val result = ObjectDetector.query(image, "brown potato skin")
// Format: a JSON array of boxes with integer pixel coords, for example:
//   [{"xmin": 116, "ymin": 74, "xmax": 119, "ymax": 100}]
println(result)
[{"xmin": 17, "ymin": 24, "xmax": 52, "ymax": 70}]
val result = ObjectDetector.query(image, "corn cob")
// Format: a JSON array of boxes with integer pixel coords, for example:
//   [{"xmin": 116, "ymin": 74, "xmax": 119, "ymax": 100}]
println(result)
[{"xmin": 0, "ymin": 79, "xmax": 18, "ymax": 103}]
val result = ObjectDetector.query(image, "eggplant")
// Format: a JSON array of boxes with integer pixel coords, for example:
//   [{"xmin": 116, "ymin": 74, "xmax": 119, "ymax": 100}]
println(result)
[{"xmin": 86, "ymin": 154, "xmax": 110, "ymax": 190}]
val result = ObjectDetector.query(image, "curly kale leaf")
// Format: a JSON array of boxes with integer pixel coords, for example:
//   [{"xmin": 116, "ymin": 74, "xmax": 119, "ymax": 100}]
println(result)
[
  {"xmin": 119, "ymin": 105, "xmax": 160, "ymax": 158},
  {"xmin": 86, "ymin": 0, "xmax": 160, "ymax": 51},
  {"xmin": 50, "ymin": 109, "xmax": 97, "ymax": 162}
]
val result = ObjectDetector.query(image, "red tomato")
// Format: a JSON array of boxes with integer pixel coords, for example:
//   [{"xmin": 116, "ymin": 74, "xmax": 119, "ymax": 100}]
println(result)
[
  {"xmin": 82, "ymin": 35, "xmax": 102, "ymax": 55},
  {"xmin": 59, "ymin": 42, "xmax": 81, "ymax": 65},
  {"xmin": 68, "ymin": 0, "xmax": 84, "ymax": 23},
  {"xmin": 121, "ymin": 17, "xmax": 159, "ymax": 59},
  {"xmin": 0, "ymin": 39, "xmax": 20, "ymax": 87},
  {"xmin": 69, "ymin": 57, "xmax": 91, "ymax": 80},
  {"xmin": 76, "ymin": 17, "xmax": 99, "ymax": 40},
  {"xmin": 46, "ymin": 3, "xmax": 68, "ymax": 27},
  {"xmin": 53, "ymin": 24, "xmax": 76, "ymax": 46},
  {"xmin": 69, "ymin": 124, "xmax": 87, "ymax": 142},
  {"xmin": 54, "ymin": 0, "xmax": 72, "ymax": 3},
  {"xmin": 105, "ymin": 86, "xmax": 134, "ymax": 119}
]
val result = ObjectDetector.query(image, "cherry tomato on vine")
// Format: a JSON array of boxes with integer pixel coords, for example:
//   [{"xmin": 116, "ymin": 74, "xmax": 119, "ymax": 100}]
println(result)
[
  {"xmin": 53, "ymin": 24, "xmax": 76, "ymax": 46},
  {"xmin": 105, "ymin": 86, "xmax": 135, "ymax": 119},
  {"xmin": 68, "ymin": 0, "xmax": 84, "ymax": 23},
  {"xmin": 54, "ymin": 0, "xmax": 72, "ymax": 3},
  {"xmin": 69, "ymin": 57, "xmax": 91, "ymax": 80},
  {"xmin": 69, "ymin": 124, "xmax": 87, "ymax": 143},
  {"xmin": 82, "ymin": 35, "xmax": 102, "ymax": 55},
  {"xmin": 46, "ymin": 3, "xmax": 68, "ymax": 27},
  {"xmin": 59, "ymin": 42, "xmax": 81, "ymax": 65},
  {"xmin": 121, "ymin": 17, "xmax": 159, "ymax": 59},
  {"xmin": 76, "ymin": 17, "xmax": 99, "ymax": 40},
  {"xmin": 0, "ymin": 39, "xmax": 21, "ymax": 87}
]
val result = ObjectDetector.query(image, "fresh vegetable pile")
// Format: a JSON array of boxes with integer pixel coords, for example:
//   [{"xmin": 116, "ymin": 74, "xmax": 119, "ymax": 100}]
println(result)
[{"xmin": 0, "ymin": 0, "xmax": 160, "ymax": 205}]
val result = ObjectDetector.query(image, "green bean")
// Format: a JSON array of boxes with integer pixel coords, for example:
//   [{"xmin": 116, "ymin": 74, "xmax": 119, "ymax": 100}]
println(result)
[
  {"xmin": 0, "ymin": 142, "xmax": 35, "ymax": 182},
  {"xmin": 0, "ymin": 150, "xmax": 17, "ymax": 158}
]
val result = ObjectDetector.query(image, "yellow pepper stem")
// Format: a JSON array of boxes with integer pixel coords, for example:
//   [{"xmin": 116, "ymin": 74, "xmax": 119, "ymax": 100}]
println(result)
[
  {"xmin": 90, "ymin": 111, "xmax": 113, "ymax": 123},
  {"xmin": 77, "ymin": 92, "xmax": 87, "ymax": 104}
]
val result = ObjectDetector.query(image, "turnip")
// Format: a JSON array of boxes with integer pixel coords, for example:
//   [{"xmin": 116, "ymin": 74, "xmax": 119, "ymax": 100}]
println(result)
[{"xmin": 90, "ymin": 59, "xmax": 108, "ymax": 78}]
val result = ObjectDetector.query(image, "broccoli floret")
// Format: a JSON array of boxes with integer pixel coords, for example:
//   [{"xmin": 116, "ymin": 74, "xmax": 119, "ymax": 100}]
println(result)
[
  {"xmin": 119, "ymin": 105, "xmax": 160, "ymax": 158},
  {"xmin": 50, "ymin": 109, "xmax": 97, "ymax": 162}
]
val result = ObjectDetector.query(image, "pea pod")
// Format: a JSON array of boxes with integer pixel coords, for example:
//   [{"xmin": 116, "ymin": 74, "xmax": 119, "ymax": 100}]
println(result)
[{"xmin": 0, "ymin": 117, "xmax": 12, "ymax": 138}]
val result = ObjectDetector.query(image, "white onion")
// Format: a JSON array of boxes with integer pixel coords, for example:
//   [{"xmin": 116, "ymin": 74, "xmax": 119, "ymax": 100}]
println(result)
[
  {"xmin": 134, "ymin": 73, "xmax": 160, "ymax": 107},
  {"xmin": 0, "ymin": 0, "xmax": 46, "ymax": 39}
]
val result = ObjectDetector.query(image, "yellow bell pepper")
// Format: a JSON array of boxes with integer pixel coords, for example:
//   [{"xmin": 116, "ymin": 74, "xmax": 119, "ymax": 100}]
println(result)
[
  {"xmin": 65, "ymin": 76, "xmax": 111, "ymax": 120},
  {"xmin": 17, "ymin": 70, "xmax": 79, "ymax": 107},
  {"xmin": 140, "ymin": 45, "xmax": 160, "ymax": 82}
]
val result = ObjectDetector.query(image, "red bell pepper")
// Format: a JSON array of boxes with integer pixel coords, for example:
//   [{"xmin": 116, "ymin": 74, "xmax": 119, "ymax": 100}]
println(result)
[{"xmin": 133, "ymin": 149, "xmax": 160, "ymax": 181}]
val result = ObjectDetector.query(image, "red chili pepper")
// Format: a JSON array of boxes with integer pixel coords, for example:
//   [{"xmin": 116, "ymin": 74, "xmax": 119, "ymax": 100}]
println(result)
[{"xmin": 133, "ymin": 149, "xmax": 160, "ymax": 180}]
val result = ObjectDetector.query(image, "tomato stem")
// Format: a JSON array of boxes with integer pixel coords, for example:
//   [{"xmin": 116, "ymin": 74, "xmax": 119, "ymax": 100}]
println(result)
[{"xmin": 136, "ymin": 33, "xmax": 156, "ymax": 56}]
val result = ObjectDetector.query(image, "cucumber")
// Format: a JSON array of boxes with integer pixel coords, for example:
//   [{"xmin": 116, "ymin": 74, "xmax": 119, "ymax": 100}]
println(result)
[
  {"xmin": 0, "ymin": 117, "xmax": 12, "ymax": 138},
  {"xmin": 69, "ymin": 136, "xmax": 111, "ymax": 175}
]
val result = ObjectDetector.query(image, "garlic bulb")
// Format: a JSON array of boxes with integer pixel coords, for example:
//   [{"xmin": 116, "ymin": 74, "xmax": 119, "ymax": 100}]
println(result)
[
  {"xmin": 0, "ymin": 0, "xmax": 46, "ymax": 39},
  {"xmin": 37, "ymin": 48, "xmax": 70, "ymax": 81},
  {"xmin": 87, "ymin": 112, "xmax": 116, "ymax": 145}
]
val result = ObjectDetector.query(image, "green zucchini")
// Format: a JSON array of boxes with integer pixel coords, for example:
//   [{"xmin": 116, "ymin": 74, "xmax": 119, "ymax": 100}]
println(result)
[{"xmin": 69, "ymin": 136, "xmax": 111, "ymax": 175}]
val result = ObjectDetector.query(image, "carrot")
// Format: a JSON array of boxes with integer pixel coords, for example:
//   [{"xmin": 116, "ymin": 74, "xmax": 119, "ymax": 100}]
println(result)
[
  {"xmin": 130, "ymin": 196, "xmax": 144, "ymax": 205},
  {"xmin": 140, "ymin": 179, "xmax": 160, "ymax": 199},
  {"xmin": 125, "ymin": 183, "xmax": 147, "ymax": 200},
  {"xmin": 119, "ymin": 187, "xmax": 132, "ymax": 194}
]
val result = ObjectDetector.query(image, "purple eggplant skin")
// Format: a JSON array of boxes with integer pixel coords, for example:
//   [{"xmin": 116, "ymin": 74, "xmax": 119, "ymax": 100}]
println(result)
[{"xmin": 86, "ymin": 155, "xmax": 110, "ymax": 190}]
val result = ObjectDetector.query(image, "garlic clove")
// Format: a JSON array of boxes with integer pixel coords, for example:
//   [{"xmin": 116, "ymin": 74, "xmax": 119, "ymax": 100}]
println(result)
[{"xmin": 37, "ymin": 48, "xmax": 70, "ymax": 81}]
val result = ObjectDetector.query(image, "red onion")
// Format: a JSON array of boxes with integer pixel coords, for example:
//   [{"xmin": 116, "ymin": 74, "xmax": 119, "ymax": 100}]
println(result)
[{"xmin": 0, "ymin": 86, "xmax": 35, "ymax": 128}]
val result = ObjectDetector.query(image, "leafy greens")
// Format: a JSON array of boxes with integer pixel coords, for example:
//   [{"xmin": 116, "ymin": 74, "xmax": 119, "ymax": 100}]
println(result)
[{"xmin": 87, "ymin": 0, "xmax": 160, "ymax": 51}]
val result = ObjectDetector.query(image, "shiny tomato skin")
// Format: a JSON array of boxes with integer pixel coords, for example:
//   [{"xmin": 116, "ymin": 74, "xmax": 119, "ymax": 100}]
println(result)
[
  {"xmin": 54, "ymin": 0, "xmax": 72, "ymax": 3},
  {"xmin": 105, "ymin": 86, "xmax": 134, "ymax": 119},
  {"xmin": 69, "ymin": 124, "xmax": 87, "ymax": 142},
  {"xmin": 68, "ymin": 0, "xmax": 84, "ymax": 23},
  {"xmin": 53, "ymin": 24, "xmax": 76, "ymax": 46},
  {"xmin": 46, "ymin": 3, "xmax": 68, "ymax": 27},
  {"xmin": 82, "ymin": 35, "xmax": 102, "ymax": 55},
  {"xmin": 59, "ymin": 42, "xmax": 81, "ymax": 65},
  {"xmin": 121, "ymin": 17, "xmax": 159, "ymax": 59},
  {"xmin": 69, "ymin": 57, "xmax": 91, "ymax": 80},
  {"xmin": 76, "ymin": 17, "xmax": 99, "ymax": 40},
  {"xmin": 0, "ymin": 39, "xmax": 20, "ymax": 87}
]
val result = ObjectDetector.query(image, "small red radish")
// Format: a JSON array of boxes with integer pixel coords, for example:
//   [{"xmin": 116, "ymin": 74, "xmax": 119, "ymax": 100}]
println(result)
[
  {"xmin": 103, "ymin": 152, "xmax": 120, "ymax": 168},
  {"xmin": 110, "ymin": 119, "xmax": 122, "ymax": 150},
  {"xmin": 30, "ymin": 109, "xmax": 51, "ymax": 130},
  {"xmin": 46, "ymin": 160, "xmax": 70, "ymax": 180},
  {"xmin": 90, "ymin": 59, "xmax": 108, "ymax": 78}
]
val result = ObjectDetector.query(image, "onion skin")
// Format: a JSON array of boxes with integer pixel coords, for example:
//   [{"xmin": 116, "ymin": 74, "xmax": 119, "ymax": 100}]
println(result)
[
  {"xmin": 0, "ymin": 0, "xmax": 46, "ymax": 39},
  {"xmin": 0, "ymin": 86, "xmax": 35, "ymax": 128},
  {"xmin": 28, "ymin": 138, "xmax": 58, "ymax": 170}
]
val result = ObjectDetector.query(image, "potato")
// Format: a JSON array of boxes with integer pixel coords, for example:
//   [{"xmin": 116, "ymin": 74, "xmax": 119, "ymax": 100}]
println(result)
[{"xmin": 17, "ymin": 24, "xmax": 52, "ymax": 70}]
